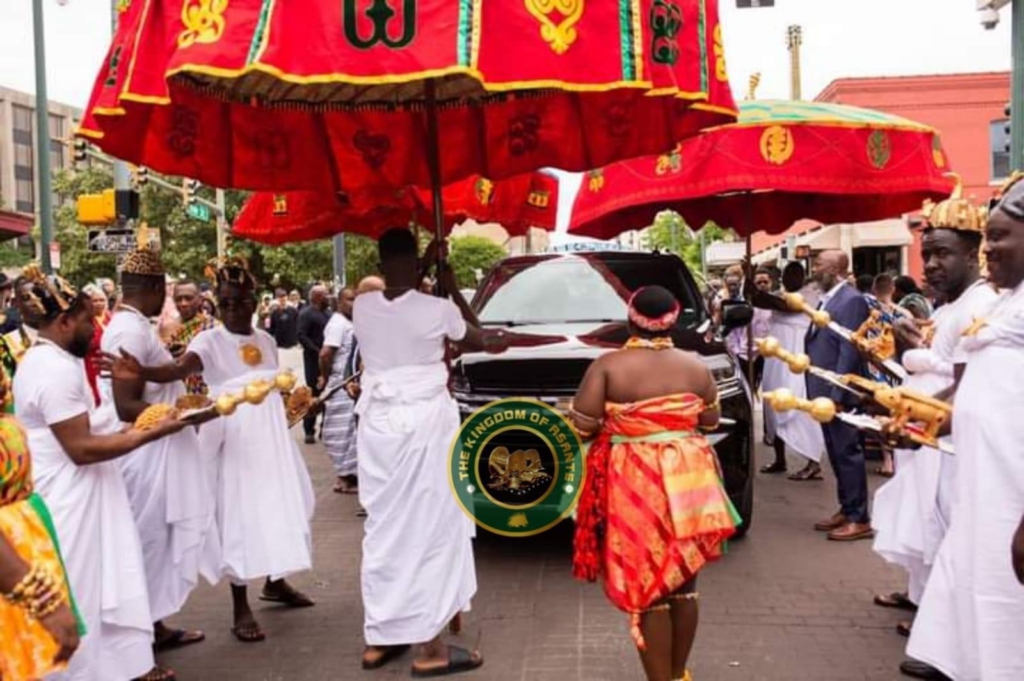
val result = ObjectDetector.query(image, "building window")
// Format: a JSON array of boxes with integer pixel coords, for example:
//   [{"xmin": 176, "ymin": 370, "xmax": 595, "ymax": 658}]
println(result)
[
  {"xmin": 991, "ymin": 119, "xmax": 1011, "ymax": 182},
  {"xmin": 12, "ymin": 105, "xmax": 35, "ymax": 215},
  {"xmin": 49, "ymin": 115, "xmax": 65, "ymax": 171}
]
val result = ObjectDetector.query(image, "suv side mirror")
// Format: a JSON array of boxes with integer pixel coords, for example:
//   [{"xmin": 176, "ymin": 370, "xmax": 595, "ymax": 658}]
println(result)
[{"xmin": 720, "ymin": 302, "xmax": 754, "ymax": 335}]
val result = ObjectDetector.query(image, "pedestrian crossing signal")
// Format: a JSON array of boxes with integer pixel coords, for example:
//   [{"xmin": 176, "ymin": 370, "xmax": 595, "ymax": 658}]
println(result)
[{"xmin": 77, "ymin": 189, "xmax": 116, "ymax": 226}]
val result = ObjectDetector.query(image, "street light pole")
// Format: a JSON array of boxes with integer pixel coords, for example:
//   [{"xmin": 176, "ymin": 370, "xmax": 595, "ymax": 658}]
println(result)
[
  {"xmin": 31, "ymin": 0, "xmax": 54, "ymax": 273},
  {"xmin": 215, "ymin": 188, "xmax": 227, "ymax": 259},
  {"xmin": 1012, "ymin": 0, "xmax": 1024, "ymax": 172},
  {"xmin": 110, "ymin": 0, "xmax": 132, "ymax": 224}
]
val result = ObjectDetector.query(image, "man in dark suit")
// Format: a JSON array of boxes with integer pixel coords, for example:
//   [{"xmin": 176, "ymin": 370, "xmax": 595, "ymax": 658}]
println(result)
[{"xmin": 805, "ymin": 250, "xmax": 873, "ymax": 541}]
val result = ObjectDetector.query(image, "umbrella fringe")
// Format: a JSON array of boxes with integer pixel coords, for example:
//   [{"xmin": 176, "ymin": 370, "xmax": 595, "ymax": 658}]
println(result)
[{"xmin": 172, "ymin": 74, "xmax": 563, "ymax": 114}]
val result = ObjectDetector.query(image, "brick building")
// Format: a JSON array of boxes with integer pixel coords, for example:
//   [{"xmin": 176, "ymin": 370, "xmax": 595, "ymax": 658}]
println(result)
[{"xmin": 751, "ymin": 72, "xmax": 1011, "ymax": 280}]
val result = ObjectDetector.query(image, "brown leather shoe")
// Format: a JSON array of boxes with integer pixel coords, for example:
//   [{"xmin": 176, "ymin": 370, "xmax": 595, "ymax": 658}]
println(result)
[
  {"xmin": 814, "ymin": 512, "xmax": 848, "ymax": 532},
  {"xmin": 828, "ymin": 522, "xmax": 875, "ymax": 541}
]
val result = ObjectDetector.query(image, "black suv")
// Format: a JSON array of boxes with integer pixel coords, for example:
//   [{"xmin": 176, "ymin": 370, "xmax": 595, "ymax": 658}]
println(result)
[{"xmin": 451, "ymin": 250, "xmax": 756, "ymax": 535}]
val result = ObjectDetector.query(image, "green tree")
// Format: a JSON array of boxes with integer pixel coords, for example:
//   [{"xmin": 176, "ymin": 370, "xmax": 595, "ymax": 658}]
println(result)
[
  {"xmin": 447, "ymin": 235, "xmax": 507, "ymax": 289},
  {"xmin": 643, "ymin": 210, "xmax": 735, "ymax": 277}
]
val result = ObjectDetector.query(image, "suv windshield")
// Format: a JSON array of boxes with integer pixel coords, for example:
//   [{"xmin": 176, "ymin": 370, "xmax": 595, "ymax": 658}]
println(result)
[{"xmin": 475, "ymin": 254, "xmax": 704, "ymax": 327}]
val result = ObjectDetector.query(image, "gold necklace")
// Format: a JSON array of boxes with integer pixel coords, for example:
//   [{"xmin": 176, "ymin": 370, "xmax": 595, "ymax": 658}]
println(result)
[{"xmin": 624, "ymin": 336, "xmax": 674, "ymax": 351}]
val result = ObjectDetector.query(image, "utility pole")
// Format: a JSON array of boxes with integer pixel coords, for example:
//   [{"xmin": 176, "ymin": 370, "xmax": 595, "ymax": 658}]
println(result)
[
  {"xmin": 1013, "ymin": 0, "xmax": 1024, "ymax": 172},
  {"xmin": 215, "ymin": 189, "xmax": 227, "ymax": 259},
  {"xmin": 109, "ymin": 0, "xmax": 132, "ymax": 227},
  {"xmin": 31, "ymin": 0, "xmax": 54, "ymax": 273},
  {"xmin": 332, "ymin": 234, "xmax": 346, "ymax": 290},
  {"xmin": 786, "ymin": 25, "xmax": 803, "ymax": 101}
]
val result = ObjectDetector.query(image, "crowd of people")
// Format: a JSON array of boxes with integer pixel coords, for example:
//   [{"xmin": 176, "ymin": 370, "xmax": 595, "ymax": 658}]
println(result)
[
  {"xmin": 1, "ymin": 172, "xmax": 1023, "ymax": 681},
  {"xmin": 703, "ymin": 177, "xmax": 1024, "ymax": 681}
]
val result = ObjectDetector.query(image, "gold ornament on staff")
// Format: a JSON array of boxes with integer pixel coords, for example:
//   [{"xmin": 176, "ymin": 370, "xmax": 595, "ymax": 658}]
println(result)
[
  {"xmin": 779, "ymin": 293, "xmax": 905, "ymax": 378},
  {"xmin": 763, "ymin": 389, "xmax": 836, "ymax": 423},
  {"xmin": 757, "ymin": 336, "xmax": 951, "ymax": 448}
]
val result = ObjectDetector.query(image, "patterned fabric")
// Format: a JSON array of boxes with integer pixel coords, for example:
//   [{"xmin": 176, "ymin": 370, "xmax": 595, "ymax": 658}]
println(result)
[
  {"xmin": 0, "ymin": 415, "xmax": 84, "ymax": 680},
  {"xmin": 0, "ymin": 329, "xmax": 32, "ymax": 415},
  {"xmin": 572, "ymin": 394, "xmax": 739, "ymax": 648},
  {"xmin": 169, "ymin": 313, "xmax": 219, "ymax": 395}
]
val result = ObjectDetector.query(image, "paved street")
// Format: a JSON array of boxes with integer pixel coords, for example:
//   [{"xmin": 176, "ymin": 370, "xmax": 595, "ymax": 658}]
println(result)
[{"xmin": 157, "ymin": 401, "xmax": 911, "ymax": 681}]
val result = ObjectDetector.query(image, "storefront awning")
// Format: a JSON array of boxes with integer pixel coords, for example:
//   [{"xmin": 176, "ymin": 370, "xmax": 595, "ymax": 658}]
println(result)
[{"xmin": 0, "ymin": 211, "xmax": 32, "ymax": 241}]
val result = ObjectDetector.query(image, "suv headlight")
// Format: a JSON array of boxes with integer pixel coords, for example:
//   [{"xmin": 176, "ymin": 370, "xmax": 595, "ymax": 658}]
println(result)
[
  {"xmin": 707, "ymin": 358, "xmax": 736, "ymax": 383},
  {"xmin": 451, "ymin": 371, "xmax": 470, "ymax": 394}
]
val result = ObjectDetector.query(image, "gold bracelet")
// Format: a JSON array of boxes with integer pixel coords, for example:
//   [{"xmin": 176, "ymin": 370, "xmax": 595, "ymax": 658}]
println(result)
[
  {"xmin": 4, "ymin": 563, "xmax": 64, "ymax": 619},
  {"xmin": 704, "ymin": 398, "xmax": 721, "ymax": 413}
]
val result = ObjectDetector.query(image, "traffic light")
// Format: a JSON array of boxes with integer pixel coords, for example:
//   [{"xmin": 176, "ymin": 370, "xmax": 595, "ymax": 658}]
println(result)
[
  {"xmin": 77, "ymin": 189, "xmax": 116, "ymax": 225},
  {"xmin": 73, "ymin": 139, "xmax": 89, "ymax": 165},
  {"xmin": 1006, "ymin": 103, "xmax": 1012, "ymax": 154},
  {"xmin": 182, "ymin": 179, "xmax": 200, "ymax": 206},
  {"xmin": 132, "ymin": 165, "xmax": 149, "ymax": 188}
]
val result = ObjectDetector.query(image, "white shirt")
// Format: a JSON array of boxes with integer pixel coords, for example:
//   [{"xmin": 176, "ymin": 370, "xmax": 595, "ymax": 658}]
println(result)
[
  {"xmin": 100, "ymin": 306, "xmax": 185, "ymax": 416},
  {"xmin": 353, "ymin": 291, "xmax": 466, "ymax": 373},
  {"xmin": 187, "ymin": 325, "xmax": 279, "ymax": 391},
  {"xmin": 323, "ymin": 313, "xmax": 354, "ymax": 350},
  {"xmin": 818, "ymin": 280, "xmax": 847, "ymax": 309}
]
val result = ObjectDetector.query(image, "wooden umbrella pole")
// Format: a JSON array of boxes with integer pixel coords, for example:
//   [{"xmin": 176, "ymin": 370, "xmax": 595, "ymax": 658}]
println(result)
[{"xmin": 424, "ymin": 79, "xmax": 445, "ymax": 297}]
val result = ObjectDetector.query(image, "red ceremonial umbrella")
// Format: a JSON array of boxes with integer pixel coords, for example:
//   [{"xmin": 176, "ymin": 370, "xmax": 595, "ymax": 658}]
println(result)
[
  {"xmin": 78, "ymin": 0, "xmax": 738, "ymax": 251},
  {"xmin": 566, "ymin": 97, "xmax": 957, "ymax": 413},
  {"xmin": 232, "ymin": 172, "xmax": 558, "ymax": 245},
  {"xmin": 569, "ymin": 99, "xmax": 956, "ymax": 239}
]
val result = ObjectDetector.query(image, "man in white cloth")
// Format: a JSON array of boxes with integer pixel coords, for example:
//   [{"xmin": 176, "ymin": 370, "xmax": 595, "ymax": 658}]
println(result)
[
  {"xmin": 111, "ymin": 257, "xmax": 315, "ymax": 644},
  {"xmin": 751, "ymin": 261, "xmax": 826, "ymax": 480},
  {"xmin": 906, "ymin": 175, "xmax": 1024, "ymax": 681},
  {"xmin": 354, "ymin": 229, "xmax": 511, "ymax": 676},
  {"xmin": 867, "ymin": 193, "xmax": 996, "ymax": 680},
  {"xmin": 319, "ymin": 286, "xmax": 359, "ymax": 494},
  {"xmin": 13, "ymin": 266, "xmax": 185, "ymax": 681},
  {"xmin": 98, "ymin": 248, "xmax": 218, "ymax": 656}
]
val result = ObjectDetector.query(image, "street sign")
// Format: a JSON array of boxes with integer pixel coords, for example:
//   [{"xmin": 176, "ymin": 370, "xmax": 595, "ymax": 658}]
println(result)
[
  {"xmin": 49, "ymin": 243, "xmax": 61, "ymax": 270},
  {"xmin": 87, "ymin": 228, "xmax": 137, "ymax": 254},
  {"xmin": 187, "ymin": 202, "xmax": 211, "ymax": 222},
  {"xmin": 736, "ymin": 0, "xmax": 774, "ymax": 6}
]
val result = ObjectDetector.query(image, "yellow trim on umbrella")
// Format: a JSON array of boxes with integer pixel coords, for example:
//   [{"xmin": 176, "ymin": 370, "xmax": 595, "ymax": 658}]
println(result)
[
  {"xmin": 76, "ymin": 127, "xmax": 105, "ymax": 140},
  {"xmin": 471, "ymin": 0, "xmax": 482, "ymax": 71},
  {"xmin": 692, "ymin": 102, "xmax": 741, "ymax": 117},
  {"xmin": 120, "ymin": 93, "xmax": 171, "ymax": 105},
  {"xmin": 91, "ymin": 106, "xmax": 127, "ymax": 115}
]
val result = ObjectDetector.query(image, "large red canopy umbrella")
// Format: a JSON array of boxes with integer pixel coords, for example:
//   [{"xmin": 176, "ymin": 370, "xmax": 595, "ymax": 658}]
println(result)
[
  {"xmin": 79, "ymin": 0, "xmax": 738, "ymax": 198},
  {"xmin": 569, "ymin": 99, "xmax": 956, "ymax": 239},
  {"xmin": 232, "ymin": 172, "xmax": 558, "ymax": 245}
]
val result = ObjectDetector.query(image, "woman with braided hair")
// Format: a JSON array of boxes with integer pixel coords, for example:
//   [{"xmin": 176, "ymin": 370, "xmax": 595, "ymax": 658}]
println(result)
[{"xmin": 570, "ymin": 285, "xmax": 739, "ymax": 681}]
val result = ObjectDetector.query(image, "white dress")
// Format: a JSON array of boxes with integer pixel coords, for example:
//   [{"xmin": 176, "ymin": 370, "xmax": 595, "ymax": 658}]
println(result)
[
  {"xmin": 761, "ymin": 286, "xmax": 825, "ymax": 463},
  {"xmin": 187, "ymin": 326, "xmax": 315, "ymax": 582},
  {"xmin": 98, "ymin": 306, "xmax": 220, "ymax": 621},
  {"xmin": 353, "ymin": 291, "xmax": 477, "ymax": 645},
  {"xmin": 907, "ymin": 283, "xmax": 1024, "ymax": 680},
  {"xmin": 15, "ymin": 341, "xmax": 154, "ymax": 681},
  {"xmin": 320, "ymin": 313, "xmax": 358, "ymax": 478},
  {"xmin": 872, "ymin": 280, "xmax": 997, "ymax": 604}
]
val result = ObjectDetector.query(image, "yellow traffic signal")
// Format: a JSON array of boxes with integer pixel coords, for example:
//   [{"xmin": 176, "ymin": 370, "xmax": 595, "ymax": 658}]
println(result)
[{"xmin": 77, "ymin": 189, "xmax": 116, "ymax": 226}]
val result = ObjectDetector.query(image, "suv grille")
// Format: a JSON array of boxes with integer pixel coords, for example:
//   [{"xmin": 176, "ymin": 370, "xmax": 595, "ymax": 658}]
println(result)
[{"xmin": 463, "ymin": 359, "xmax": 590, "ymax": 396}]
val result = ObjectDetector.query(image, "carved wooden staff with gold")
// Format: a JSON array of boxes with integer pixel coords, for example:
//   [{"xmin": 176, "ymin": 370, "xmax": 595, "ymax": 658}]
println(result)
[
  {"xmin": 776, "ymin": 292, "xmax": 909, "ymax": 382},
  {"xmin": 757, "ymin": 337, "xmax": 952, "ymax": 451}
]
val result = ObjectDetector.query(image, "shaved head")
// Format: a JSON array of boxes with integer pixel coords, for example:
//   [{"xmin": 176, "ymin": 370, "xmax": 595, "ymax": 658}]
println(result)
[
  {"xmin": 812, "ymin": 249, "xmax": 850, "ymax": 290},
  {"xmin": 357, "ymin": 276, "xmax": 385, "ymax": 295}
]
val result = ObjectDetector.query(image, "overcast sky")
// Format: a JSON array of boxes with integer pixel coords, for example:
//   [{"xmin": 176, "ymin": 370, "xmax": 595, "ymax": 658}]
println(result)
[{"xmin": 1, "ymin": 0, "xmax": 1013, "ymax": 110}]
